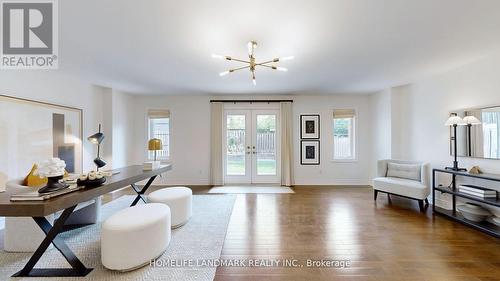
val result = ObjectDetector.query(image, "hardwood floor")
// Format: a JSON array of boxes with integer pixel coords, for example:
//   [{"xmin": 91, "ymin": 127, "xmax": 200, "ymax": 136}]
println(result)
[{"xmin": 107, "ymin": 185, "xmax": 500, "ymax": 281}]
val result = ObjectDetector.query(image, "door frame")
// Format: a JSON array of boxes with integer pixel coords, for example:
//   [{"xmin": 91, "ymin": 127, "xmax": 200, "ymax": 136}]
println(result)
[{"xmin": 223, "ymin": 103, "xmax": 281, "ymax": 184}]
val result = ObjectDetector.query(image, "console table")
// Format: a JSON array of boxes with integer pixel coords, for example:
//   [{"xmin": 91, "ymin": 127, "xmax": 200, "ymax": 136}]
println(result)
[
  {"xmin": 432, "ymin": 168, "xmax": 500, "ymax": 238},
  {"xmin": 0, "ymin": 164, "xmax": 172, "ymax": 277}
]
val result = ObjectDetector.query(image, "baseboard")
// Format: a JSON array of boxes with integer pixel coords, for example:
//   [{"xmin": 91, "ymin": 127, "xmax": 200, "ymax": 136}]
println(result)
[{"xmin": 293, "ymin": 185, "xmax": 371, "ymax": 188}]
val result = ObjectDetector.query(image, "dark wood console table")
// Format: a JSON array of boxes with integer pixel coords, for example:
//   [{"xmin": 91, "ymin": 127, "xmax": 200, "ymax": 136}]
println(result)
[
  {"xmin": 432, "ymin": 168, "xmax": 500, "ymax": 239},
  {"xmin": 0, "ymin": 164, "xmax": 172, "ymax": 277}
]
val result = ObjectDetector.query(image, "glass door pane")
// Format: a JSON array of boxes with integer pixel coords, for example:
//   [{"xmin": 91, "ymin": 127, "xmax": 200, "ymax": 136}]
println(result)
[
  {"xmin": 255, "ymin": 114, "xmax": 277, "ymax": 175},
  {"xmin": 226, "ymin": 114, "xmax": 246, "ymax": 175}
]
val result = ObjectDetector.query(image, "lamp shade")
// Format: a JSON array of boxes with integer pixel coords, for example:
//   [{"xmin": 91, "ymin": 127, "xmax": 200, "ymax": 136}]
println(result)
[
  {"xmin": 445, "ymin": 115, "xmax": 466, "ymax": 126},
  {"xmin": 148, "ymin": 138, "xmax": 162, "ymax": 151},
  {"xmin": 88, "ymin": 124, "xmax": 104, "ymax": 144},
  {"xmin": 463, "ymin": 115, "xmax": 482, "ymax": 125}
]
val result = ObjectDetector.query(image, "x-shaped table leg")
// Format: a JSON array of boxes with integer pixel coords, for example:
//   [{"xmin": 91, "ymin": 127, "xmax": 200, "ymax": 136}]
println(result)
[
  {"xmin": 130, "ymin": 175, "xmax": 157, "ymax": 206},
  {"xmin": 12, "ymin": 205, "xmax": 93, "ymax": 277}
]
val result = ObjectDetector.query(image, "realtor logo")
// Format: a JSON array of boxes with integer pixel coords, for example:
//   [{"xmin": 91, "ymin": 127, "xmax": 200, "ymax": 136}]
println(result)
[{"xmin": 1, "ymin": 0, "xmax": 58, "ymax": 69}]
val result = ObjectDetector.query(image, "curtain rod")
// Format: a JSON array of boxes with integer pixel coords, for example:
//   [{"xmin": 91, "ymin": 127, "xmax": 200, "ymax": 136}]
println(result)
[{"xmin": 210, "ymin": 99, "xmax": 293, "ymax": 103}]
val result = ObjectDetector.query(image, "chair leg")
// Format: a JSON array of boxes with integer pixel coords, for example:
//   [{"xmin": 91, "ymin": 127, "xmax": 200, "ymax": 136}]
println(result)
[
  {"xmin": 424, "ymin": 198, "xmax": 429, "ymax": 205},
  {"xmin": 387, "ymin": 193, "xmax": 391, "ymax": 204},
  {"xmin": 418, "ymin": 200, "xmax": 425, "ymax": 212},
  {"xmin": 374, "ymin": 190, "xmax": 378, "ymax": 200}
]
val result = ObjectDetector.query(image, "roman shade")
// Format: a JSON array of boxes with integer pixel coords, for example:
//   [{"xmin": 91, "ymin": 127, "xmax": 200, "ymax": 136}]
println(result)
[
  {"xmin": 148, "ymin": 109, "xmax": 170, "ymax": 119},
  {"xmin": 333, "ymin": 109, "xmax": 355, "ymax": 119}
]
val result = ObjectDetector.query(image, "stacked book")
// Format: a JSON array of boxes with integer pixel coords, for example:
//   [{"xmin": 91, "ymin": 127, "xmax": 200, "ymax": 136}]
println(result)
[
  {"xmin": 143, "ymin": 162, "xmax": 154, "ymax": 171},
  {"xmin": 142, "ymin": 161, "xmax": 161, "ymax": 171},
  {"xmin": 458, "ymin": 185, "xmax": 497, "ymax": 198}
]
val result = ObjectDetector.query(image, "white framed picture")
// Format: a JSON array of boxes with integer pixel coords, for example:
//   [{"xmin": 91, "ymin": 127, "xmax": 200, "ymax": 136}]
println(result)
[
  {"xmin": 301, "ymin": 140, "xmax": 320, "ymax": 165},
  {"xmin": 300, "ymin": 114, "xmax": 320, "ymax": 139}
]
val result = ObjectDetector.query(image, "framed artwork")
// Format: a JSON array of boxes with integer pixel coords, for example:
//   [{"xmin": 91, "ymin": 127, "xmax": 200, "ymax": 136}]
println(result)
[
  {"xmin": 0, "ymin": 95, "xmax": 83, "ymax": 187},
  {"xmin": 301, "ymin": 140, "xmax": 320, "ymax": 165},
  {"xmin": 300, "ymin": 114, "xmax": 320, "ymax": 139}
]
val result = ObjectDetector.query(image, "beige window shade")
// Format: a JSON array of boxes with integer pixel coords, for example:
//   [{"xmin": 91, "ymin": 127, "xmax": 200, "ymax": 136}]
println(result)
[
  {"xmin": 333, "ymin": 109, "xmax": 355, "ymax": 119},
  {"xmin": 148, "ymin": 109, "xmax": 170, "ymax": 118}
]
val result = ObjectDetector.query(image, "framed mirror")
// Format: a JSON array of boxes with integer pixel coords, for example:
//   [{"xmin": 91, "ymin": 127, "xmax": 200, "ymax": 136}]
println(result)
[{"xmin": 451, "ymin": 105, "xmax": 500, "ymax": 159}]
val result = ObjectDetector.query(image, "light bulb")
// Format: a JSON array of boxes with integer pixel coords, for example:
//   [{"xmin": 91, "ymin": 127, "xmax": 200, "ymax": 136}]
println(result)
[
  {"xmin": 212, "ymin": 54, "xmax": 224, "ymax": 59},
  {"xmin": 252, "ymin": 79, "xmax": 256, "ymax": 86},
  {"xmin": 247, "ymin": 41, "xmax": 256, "ymax": 56},
  {"xmin": 280, "ymin": 56, "xmax": 294, "ymax": 61},
  {"xmin": 277, "ymin": 67, "xmax": 288, "ymax": 72},
  {"xmin": 219, "ymin": 71, "xmax": 229, "ymax": 76}
]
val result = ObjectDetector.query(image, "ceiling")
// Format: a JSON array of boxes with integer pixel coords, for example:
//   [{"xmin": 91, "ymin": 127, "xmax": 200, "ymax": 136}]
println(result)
[{"xmin": 59, "ymin": 0, "xmax": 500, "ymax": 95}]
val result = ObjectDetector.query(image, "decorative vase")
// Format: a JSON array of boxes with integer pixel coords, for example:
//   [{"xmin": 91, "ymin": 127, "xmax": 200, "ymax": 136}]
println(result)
[{"xmin": 38, "ymin": 175, "xmax": 69, "ymax": 194}]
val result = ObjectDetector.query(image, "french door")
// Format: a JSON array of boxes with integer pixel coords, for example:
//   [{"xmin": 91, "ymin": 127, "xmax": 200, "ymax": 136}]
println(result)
[{"xmin": 224, "ymin": 109, "xmax": 280, "ymax": 184}]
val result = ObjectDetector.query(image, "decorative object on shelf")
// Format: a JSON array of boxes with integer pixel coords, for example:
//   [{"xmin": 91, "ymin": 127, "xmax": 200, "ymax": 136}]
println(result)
[
  {"xmin": 445, "ymin": 113, "xmax": 467, "ymax": 171},
  {"xmin": 301, "ymin": 140, "xmax": 320, "ymax": 165},
  {"xmin": 212, "ymin": 41, "xmax": 293, "ymax": 85},
  {"xmin": 88, "ymin": 124, "xmax": 106, "ymax": 171},
  {"xmin": 300, "ymin": 115, "xmax": 320, "ymax": 139},
  {"xmin": 77, "ymin": 171, "xmax": 106, "ymax": 187},
  {"xmin": 457, "ymin": 203, "xmax": 491, "ymax": 222},
  {"xmin": 469, "ymin": 166, "xmax": 482, "ymax": 175},
  {"xmin": 34, "ymin": 158, "xmax": 69, "ymax": 194}
]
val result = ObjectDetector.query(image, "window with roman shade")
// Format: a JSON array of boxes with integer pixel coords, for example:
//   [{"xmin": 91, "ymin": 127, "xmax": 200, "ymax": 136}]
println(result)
[
  {"xmin": 333, "ymin": 109, "xmax": 356, "ymax": 160},
  {"xmin": 148, "ymin": 109, "xmax": 170, "ymax": 160}
]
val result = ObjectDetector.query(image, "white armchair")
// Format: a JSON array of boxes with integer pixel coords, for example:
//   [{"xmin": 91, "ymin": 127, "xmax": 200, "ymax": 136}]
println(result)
[{"xmin": 373, "ymin": 159, "xmax": 430, "ymax": 212}]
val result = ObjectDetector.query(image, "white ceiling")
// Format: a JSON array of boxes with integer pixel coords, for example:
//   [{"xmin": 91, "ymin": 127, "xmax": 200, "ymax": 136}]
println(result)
[{"xmin": 59, "ymin": 0, "xmax": 500, "ymax": 95}]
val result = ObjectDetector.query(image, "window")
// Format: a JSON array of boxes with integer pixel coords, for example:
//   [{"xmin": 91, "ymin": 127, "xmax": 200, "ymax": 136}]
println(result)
[
  {"xmin": 148, "ymin": 109, "xmax": 170, "ymax": 160},
  {"xmin": 333, "ymin": 109, "xmax": 356, "ymax": 160}
]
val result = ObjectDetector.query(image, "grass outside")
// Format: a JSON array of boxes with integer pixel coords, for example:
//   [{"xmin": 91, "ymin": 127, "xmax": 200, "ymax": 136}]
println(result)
[{"xmin": 227, "ymin": 158, "xmax": 276, "ymax": 175}]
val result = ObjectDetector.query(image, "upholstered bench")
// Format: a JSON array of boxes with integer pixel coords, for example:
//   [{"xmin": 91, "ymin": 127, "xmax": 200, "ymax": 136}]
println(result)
[
  {"xmin": 101, "ymin": 203, "xmax": 171, "ymax": 271},
  {"xmin": 148, "ymin": 187, "xmax": 192, "ymax": 228}
]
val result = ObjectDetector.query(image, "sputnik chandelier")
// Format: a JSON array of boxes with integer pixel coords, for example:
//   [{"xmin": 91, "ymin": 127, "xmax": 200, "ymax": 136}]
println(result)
[{"xmin": 212, "ymin": 41, "xmax": 294, "ymax": 85}]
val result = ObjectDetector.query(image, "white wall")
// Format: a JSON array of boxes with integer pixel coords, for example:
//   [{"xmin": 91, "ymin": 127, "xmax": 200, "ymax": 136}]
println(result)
[
  {"xmin": 131, "ymin": 95, "xmax": 212, "ymax": 185},
  {"xmin": 392, "ymin": 52, "xmax": 500, "ymax": 174},
  {"xmin": 0, "ymin": 71, "xmax": 105, "ymax": 188},
  {"xmin": 292, "ymin": 95, "xmax": 373, "ymax": 185},
  {"xmin": 369, "ymin": 89, "xmax": 392, "ymax": 178},
  {"xmin": 130, "ymin": 94, "xmax": 374, "ymax": 186},
  {"xmin": 111, "ymin": 90, "xmax": 134, "ymax": 169},
  {"xmin": 0, "ymin": 71, "xmax": 136, "ymax": 192}
]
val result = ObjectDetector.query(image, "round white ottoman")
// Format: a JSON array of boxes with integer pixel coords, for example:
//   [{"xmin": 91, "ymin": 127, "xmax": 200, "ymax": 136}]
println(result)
[
  {"xmin": 148, "ymin": 187, "xmax": 192, "ymax": 228},
  {"xmin": 101, "ymin": 203, "xmax": 171, "ymax": 271}
]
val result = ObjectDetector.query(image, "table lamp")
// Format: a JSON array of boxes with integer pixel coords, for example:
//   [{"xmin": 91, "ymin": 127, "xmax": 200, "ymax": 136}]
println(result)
[
  {"xmin": 88, "ymin": 124, "xmax": 106, "ymax": 171},
  {"xmin": 445, "ymin": 114, "xmax": 466, "ymax": 171},
  {"xmin": 148, "ymin": 138, "xmax": 162, "ymax": 169}
]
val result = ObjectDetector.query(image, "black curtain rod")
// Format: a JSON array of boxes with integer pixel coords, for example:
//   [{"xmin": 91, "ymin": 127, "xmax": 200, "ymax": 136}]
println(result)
[{"xmin": 210, "ymin": 99, "xmax": 293, "ymax": 103}]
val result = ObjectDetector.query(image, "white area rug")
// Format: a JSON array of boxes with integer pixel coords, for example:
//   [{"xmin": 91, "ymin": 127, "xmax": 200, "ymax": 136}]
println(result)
[
  {"xmin": 208, "ymin": 185, "xmax": 294, "ymax": 194},
  {"xmin": 0, "ymin": 194, "xmax": 236, "ymax": 280}
]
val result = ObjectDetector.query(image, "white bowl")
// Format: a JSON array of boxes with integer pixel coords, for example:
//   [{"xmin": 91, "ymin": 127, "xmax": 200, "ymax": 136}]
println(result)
[{"xmin": 457, "ymin": 204, "xmax": 491, "ymax": 222}]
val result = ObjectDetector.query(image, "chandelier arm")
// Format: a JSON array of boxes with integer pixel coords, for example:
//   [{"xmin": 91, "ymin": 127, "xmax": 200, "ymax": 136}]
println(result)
[
  {"xmin": 256, "ymin": 58, "xmax": 279, "ymax": 65},
  {"xmin": 230, "ymin": 65, "xmax": 251, "ymax": 72},
  {"xmin": 258, "ymin": 64, "xmax": 277, "ymax": 70},
  {"xmin": 229, "ymin": 58, "xmax": 251, "ymax": 64}
]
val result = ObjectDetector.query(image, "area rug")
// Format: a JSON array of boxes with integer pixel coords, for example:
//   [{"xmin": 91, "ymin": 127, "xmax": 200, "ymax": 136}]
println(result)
[
  {"xmin": 0, "ymin": 194, "xmax": 236, "ymax": 281},
  {"xmin": 208, "ymin": 185, "xmax": 294, "ymax": 194}
]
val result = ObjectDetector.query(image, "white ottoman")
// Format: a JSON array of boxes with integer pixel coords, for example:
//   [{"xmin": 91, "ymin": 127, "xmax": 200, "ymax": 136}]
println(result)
[
  {"xmin": 101, "ymin": 203, "xmax": 171, "ymax": 271},
  {"xmin": 148, "ymin": 187, "xmax": 192, "ymax": 228}
]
